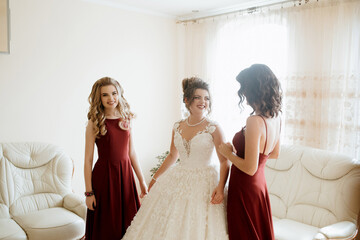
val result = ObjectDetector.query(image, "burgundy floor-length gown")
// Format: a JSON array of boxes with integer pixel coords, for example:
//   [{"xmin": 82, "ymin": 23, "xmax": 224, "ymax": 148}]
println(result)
[
  {"xmin": 227, "ymin": 117, "xmax": 275, "ymax": 240},
  {"xmin": 85, "ymin": 118, "xmax": 140, "ymax": 240}
]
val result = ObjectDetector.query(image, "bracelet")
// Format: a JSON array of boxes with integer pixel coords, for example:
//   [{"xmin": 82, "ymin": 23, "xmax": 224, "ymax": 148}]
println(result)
[
  {"xmin": 84, "ymin": 191, "xmax": 94, "ymax": 197},
  {"xmin": 152, "ymin": 176, "xmax": 157, "ymax": 182}
]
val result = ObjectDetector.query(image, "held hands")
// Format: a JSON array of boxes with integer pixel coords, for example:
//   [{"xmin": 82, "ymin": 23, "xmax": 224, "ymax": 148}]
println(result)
[
  {"xmin": 139, "ymin": 180, "xmax": 148, "ymax": 198},
  {"xmin": 211, "ymin": 185, "xmax": 224, "ymax": 204},
  {"xmin": 86, "ymin": 195, "xmax": 96, "ymax": 211},
  {"xmin": 218, "ymin": 142, "xmax": 235, "ymax": 159}
]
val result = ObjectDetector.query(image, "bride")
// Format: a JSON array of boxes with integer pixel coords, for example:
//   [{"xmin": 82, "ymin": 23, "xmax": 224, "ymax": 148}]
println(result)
[{"xmin": 122, "ymin": 77, "xmax": 230, "ymax": 240}]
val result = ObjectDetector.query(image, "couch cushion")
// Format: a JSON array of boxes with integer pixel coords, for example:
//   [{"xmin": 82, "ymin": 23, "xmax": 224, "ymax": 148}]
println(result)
[
  {"xmin": 273, "ymin": 219, "xmax": 319, "ymax": 240},
  {"xmin": 13, "ymin": 207, "xmax": 85, "ymax": 240},
  {"xmin": 0, "ymin": 218, "xmax": 27, "ymax": 240}
]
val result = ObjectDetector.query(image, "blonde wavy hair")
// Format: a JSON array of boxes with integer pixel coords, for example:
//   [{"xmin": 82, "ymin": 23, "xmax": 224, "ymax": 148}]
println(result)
[{"xmin": 87, "ymin": 77, "xmax": 134, "ymax": 138}]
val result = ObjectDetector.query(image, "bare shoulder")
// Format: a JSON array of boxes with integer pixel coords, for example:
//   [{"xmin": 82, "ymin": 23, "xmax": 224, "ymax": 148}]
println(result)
[
  {"xmin": 246, "ymin": 115, "xmax": 264, "ymax": 127},
  {"xmin": 87, "ymin": 119, "xmax": 94, "ymax": 126},
  {"xmin": 246, "ymin": 115, "xmax": 264, "ymax": 135},
  {"xmin": 86, "ymin": 119, "xmax": 94, "ymax": 130},
  {"xmin": 85, "ymin": 120, "xmax": 96, "ymax": 137}
]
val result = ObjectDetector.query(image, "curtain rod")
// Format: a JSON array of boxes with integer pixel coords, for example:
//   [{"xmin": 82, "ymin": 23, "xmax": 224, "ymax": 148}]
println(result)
[{"xmin": 176, "ymin": 0, "xmax": 312, "ymax": 23}]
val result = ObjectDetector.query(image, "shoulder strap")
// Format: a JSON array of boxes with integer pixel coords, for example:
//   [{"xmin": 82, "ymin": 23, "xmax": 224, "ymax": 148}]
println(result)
[
  {"xmin": 173, "ymin": 120, "xmax": 182, "ymax": 132},
  {"xmin": 206, "ymin": 120, "xmax": 217, "ymax": 134},
  {"xmin": 258, "ymin": 115, "xmax": 268, "ymax": 154}
]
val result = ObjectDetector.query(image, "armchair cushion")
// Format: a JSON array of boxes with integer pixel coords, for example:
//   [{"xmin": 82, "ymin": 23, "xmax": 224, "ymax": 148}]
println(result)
[
  {"xmin": 319, "ymin": 221, "xmax": 357, "ymax": 239},
  {"xmin": 273, "ymin": 219, "xmax": 319, "ymax": 240},
  {"xmin": 13, "ymin": 207, "xmax": 84, "ymax": 240}
]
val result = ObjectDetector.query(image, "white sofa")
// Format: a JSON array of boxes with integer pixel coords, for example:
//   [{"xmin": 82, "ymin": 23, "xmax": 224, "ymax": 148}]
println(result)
[
  {"xmin": 265, "ymin": 145, "xmax": 360, "ymax": 240},
  {"xmin": 0, "ymin": 143, "xmax": 86, "ymax": 240}
]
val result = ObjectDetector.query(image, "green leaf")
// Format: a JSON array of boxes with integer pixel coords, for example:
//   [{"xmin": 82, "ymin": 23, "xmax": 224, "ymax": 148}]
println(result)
[{"xmin": 150, "ymin": 151, "xmax": 180, "ymax": 177}]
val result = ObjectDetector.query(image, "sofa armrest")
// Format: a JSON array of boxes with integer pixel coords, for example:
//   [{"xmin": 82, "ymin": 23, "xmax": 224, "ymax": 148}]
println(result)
[
  {"xmin": 318, "ymin": 221, "xmax": 357, "ymax": 240},
  {"xmin": 63, "ymin": 193, "xmax": 87, "ymax": 221}
]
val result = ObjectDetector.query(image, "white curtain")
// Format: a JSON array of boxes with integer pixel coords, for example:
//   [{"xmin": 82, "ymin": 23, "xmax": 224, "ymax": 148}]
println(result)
[{"xmin": 180, "ymin": 0, "xmax": 360, "ymax": 159}]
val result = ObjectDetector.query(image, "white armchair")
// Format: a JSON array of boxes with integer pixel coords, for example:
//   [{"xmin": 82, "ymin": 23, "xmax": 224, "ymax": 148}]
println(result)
[
  {"xmin": 0, "ymin": 142, "xmax": 86, "ymax": 240},
  {"xmin": 265, "ymin": 145, "xmax": 360, "ymax": 240}
]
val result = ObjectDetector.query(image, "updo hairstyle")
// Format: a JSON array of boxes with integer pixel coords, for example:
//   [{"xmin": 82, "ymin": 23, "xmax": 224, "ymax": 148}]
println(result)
[{"xmin": 182, "ymin": 77, "xmax": 211, "ymax": 114}]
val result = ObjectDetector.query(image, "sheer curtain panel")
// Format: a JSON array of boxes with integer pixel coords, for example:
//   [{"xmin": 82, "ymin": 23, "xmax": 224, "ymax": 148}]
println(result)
[{"xmin": 180, "ymin": 0, "xmax": 360, "ymax": 159}]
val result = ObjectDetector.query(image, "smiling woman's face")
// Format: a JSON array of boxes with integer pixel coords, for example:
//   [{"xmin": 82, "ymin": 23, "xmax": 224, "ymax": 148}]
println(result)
[
  {"xmin": 187, "ymin": 88, "xmax": 210, "ymax": 115},
  {"xmin": 100, "ymin": 85, "xmax": 119, "ymax": 110}
]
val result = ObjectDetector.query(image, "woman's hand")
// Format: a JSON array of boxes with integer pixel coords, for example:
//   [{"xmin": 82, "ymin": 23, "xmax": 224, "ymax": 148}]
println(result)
[
  {"xmin": 211, "ymin": 185, "xmax": 224, "ymax": 204},
  {"xmin": 86, "ymin": 195, "xmax": 96, "ymax": 211},
  {"xmin": 139, "ymin": 180, "xmax": 148, "ymax": 198},
  {"xmin": 218, "ymin": 142, "xmax": 234, "ymax": 159},
  {"xmin": 148, "ymin": 178, "xmax": 156, "ymax": 192}
]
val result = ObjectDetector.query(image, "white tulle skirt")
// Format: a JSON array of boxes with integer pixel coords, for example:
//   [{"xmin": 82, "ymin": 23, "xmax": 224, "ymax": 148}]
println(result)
[{"xmin": 122, "ymin": 165, "xmax": 229, "ymax": 240}]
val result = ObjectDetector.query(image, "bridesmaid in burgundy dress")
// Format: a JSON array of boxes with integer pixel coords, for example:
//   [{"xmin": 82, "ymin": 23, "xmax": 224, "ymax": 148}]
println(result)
[
  {"xmin": 219, "ymin": 64, "xmax": 282, "ymax": 240},
  {"xmin": 84, "ymin": 77, "xmax": 148, "ymax": 239}
]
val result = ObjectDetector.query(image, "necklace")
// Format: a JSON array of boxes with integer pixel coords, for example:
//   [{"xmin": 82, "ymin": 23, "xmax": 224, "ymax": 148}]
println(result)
[{"xmin": 186, "ymin": 117, "xmax": 206, "ymax": 127}]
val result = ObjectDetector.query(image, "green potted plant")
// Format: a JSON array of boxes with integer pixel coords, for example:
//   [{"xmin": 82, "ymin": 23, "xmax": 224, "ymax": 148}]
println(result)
[{"xmin": 150, "ymin": 151, "xmax": 180, "ymax": 177}]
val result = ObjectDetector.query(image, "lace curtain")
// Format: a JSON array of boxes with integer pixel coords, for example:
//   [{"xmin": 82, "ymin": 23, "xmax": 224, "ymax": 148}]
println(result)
[{"xmin": 180, "ymin": 0, "xmax": 360, "ymax": 159}]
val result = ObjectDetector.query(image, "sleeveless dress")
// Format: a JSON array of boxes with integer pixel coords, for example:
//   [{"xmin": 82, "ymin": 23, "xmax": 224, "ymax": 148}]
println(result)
[
  {"xmin": 85, "ymin": 118, "xmax": 140, "ymax": 240},
  {"xmin": 122, "ymin": 120, "xmax": 228, "ymax": 240},
  {"xmin": 227, "ymin": 116, "xmax": 275, "ymax": 240}
]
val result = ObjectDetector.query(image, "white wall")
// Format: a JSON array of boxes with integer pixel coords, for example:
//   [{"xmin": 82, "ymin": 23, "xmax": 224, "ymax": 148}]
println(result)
[{"xmin": 0, "ymin": 0, "xmax": 183, "ymax": 194}]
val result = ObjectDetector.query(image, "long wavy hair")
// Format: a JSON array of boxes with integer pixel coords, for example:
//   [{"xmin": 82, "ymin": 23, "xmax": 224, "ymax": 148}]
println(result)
[
  {"xmin": 236, "ymin": 64, "xmax": 282, "ymax": 118},
  {"xmin": 182, "ymin": 77, "xmax": 212, "ymax": 114},
  {"xmin": 87, "ymin": 77, "xmax": 134, "ymax": 138}
]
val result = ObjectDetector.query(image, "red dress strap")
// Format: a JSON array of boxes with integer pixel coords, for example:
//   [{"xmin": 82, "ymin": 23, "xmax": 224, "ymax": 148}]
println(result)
[{"xmin": 258, "ymin": 115, "xmax": 268, "ymax": 155}]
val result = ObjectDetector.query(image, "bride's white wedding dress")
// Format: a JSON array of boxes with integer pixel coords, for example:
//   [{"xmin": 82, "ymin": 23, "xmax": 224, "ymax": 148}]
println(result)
[{"xmin": 122, "ymin": 120, "xmax": 228, "ymax": 240}]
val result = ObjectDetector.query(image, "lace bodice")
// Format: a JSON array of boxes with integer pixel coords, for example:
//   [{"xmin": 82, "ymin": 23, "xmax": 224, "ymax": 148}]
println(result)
[
  {"xmin": 173, "ymin": 120, "xmax": 217, "ymax": 168},
  {"xmin": 122, "ymin": 119, "xmax": 229, "ymax": 240}
]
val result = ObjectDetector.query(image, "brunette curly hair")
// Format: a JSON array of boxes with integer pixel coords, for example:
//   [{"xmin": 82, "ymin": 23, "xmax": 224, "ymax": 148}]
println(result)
[
  {"xmin": 182, "ymin": 77, "xmax": 211, "ymax": 114},
  {"xmin": 87, "ymin": 77, "xmax": 134, "ymax": 138},
  {"xmin": 236, "ymin": 64, "xmax": 282, "ymax": 118}
]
